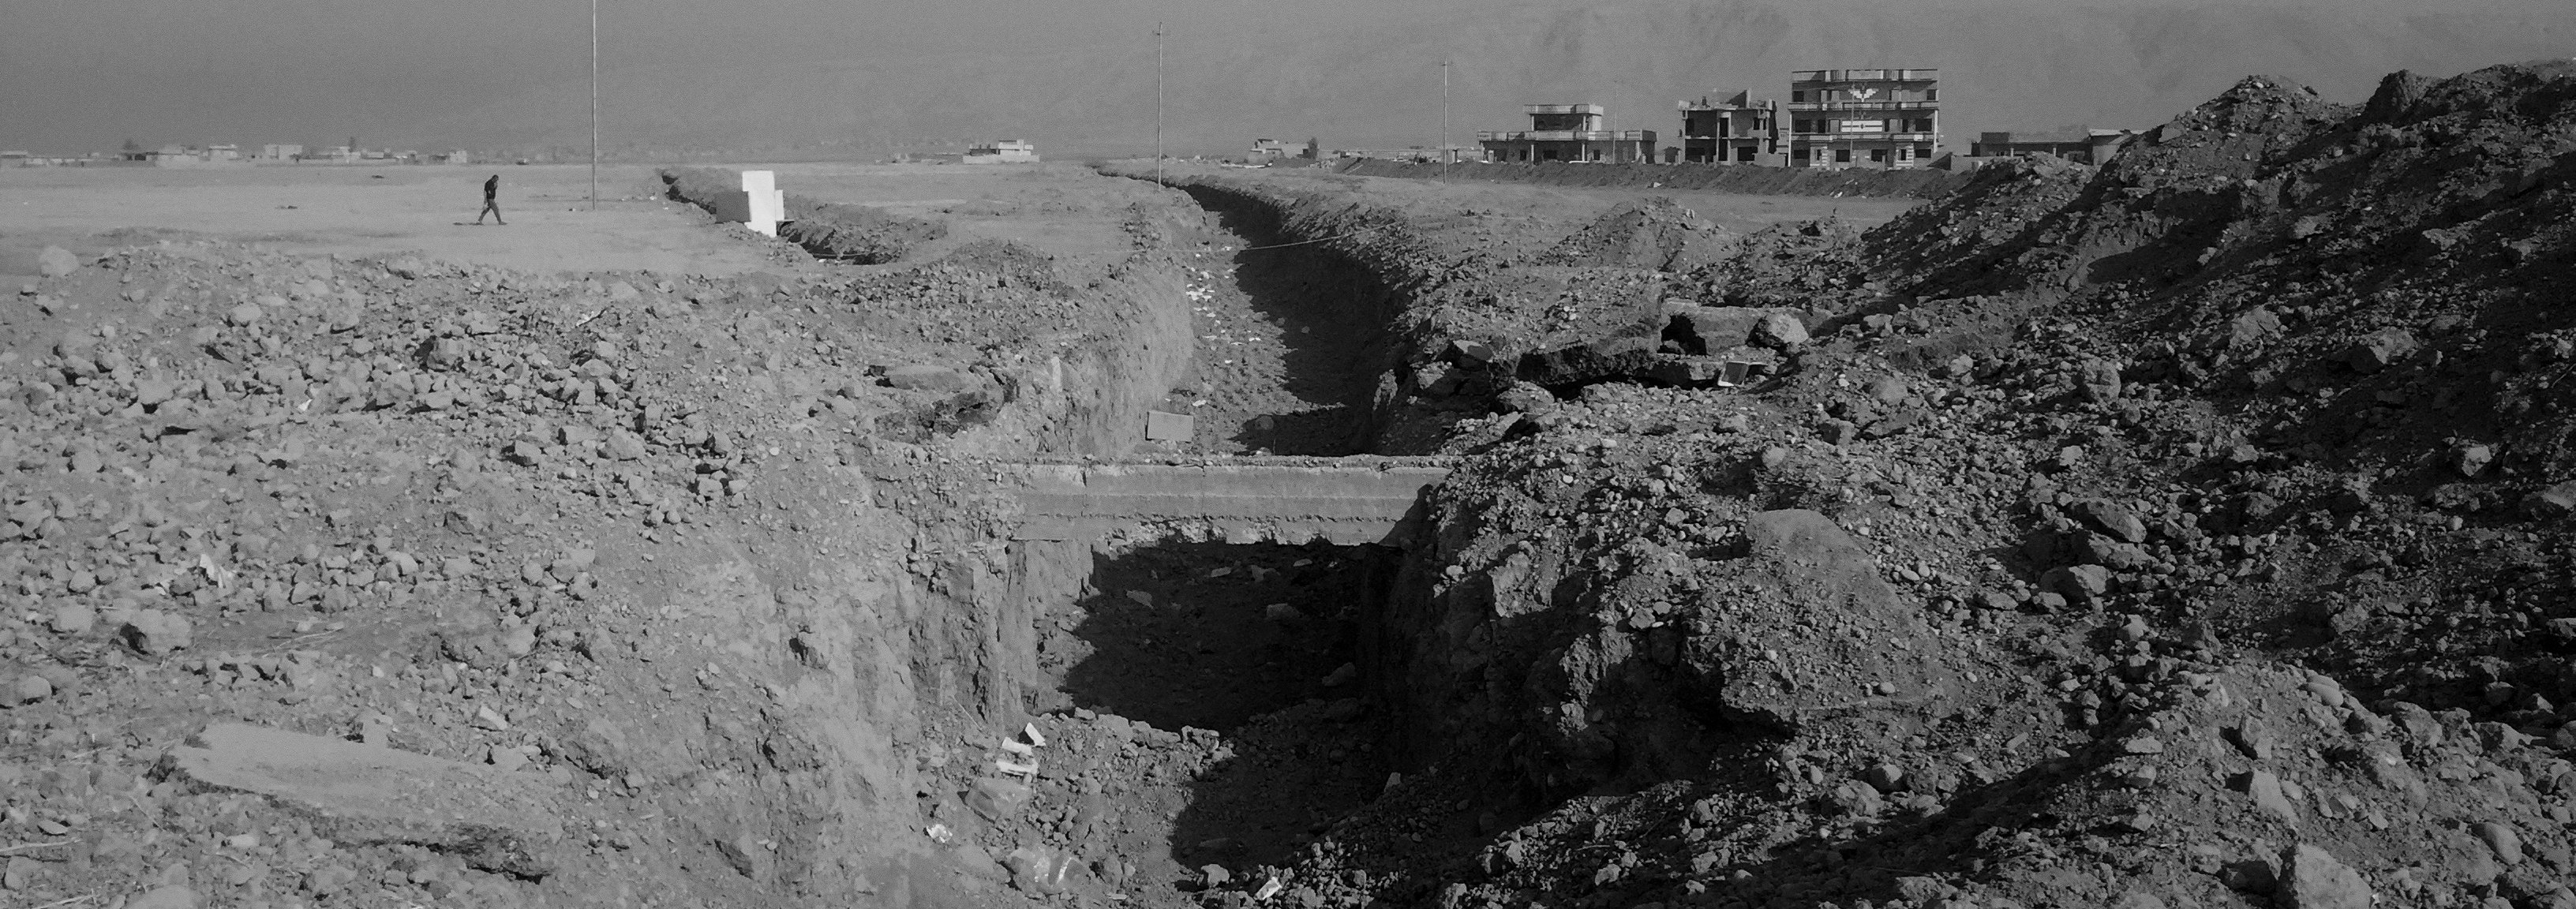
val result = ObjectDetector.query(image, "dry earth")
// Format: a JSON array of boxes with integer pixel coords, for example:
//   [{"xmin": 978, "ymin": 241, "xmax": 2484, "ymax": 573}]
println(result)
[{"xmin": 8, "ymin": 59, "xmax": 2576, "ymax": 909}]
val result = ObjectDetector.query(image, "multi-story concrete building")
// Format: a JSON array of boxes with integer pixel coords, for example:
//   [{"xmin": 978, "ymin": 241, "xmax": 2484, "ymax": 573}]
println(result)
[
  {"xmin": 1785, "ymin": 69, "xmax": 1940, "ymax": 169},
  {"xmin": 1478, "ymin": 104, "xmax": 1656, "ymax": 163},
  {"xmin": 1675, "ymin": 91, "xmax": 1780, "ymax": 164}
]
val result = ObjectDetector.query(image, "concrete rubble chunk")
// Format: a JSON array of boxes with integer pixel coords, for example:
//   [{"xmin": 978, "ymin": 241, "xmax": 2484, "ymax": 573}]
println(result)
[
  {"xmin": 158, "ymin": 723, "xmax": 560, "ymax": 878},
  {"xmin": 1751, "ymin": 312, "xmax": 1810, "ymax": 349},
  {"xmin": 38, "ymin": 245, "xmax": 80, "ymax": 277},
  {"xmin": 2277, "ymin": 844, "xmax": 2371, "ymax": 909},
  {"xmin": 119, "ymin": 610, "xmax": 194, "ymax": 656},
  {"xmin": 882, "ymin": 365, "xmax": 972, "ymax": 392},
  {"xmin": 1145, "ymin": 410, "xmax": 1195, "ymax": 443}
]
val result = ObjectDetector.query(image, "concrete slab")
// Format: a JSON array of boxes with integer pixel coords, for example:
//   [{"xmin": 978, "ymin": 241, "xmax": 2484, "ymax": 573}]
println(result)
[
  {"xmin": 1145, "ymin": 410, "xmax": 1195, "ymax": 443},
  {"xmin": 158, "ymin": 722, "xmax": 562, "ymax": 877}
]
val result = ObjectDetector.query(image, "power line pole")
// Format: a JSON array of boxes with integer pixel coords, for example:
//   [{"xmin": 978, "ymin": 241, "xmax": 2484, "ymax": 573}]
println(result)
[
  {"xmin": 1157, "ymin": 24, "xmax": 1167, "ymax": 164},
  {"xmin": 589, "ymin": 0, "xmax": 599, "ymax": 211},
  {"xmin": 1441, "ymin": 60, "xmax": 1451, "ymax": 174}
]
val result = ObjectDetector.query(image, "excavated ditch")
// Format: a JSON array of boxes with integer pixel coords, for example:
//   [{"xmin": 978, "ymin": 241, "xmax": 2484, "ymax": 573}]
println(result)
[{"xmin": 1148, "ymin": 185, "xmax": 1404, "ymax": 456}]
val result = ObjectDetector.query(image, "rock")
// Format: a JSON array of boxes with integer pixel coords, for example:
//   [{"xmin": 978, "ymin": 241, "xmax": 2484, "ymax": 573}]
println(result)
[
  {"xmin": 1005, "ymin": 846, "xmax": 1076, "ymax": 895},
  {"xmin": 2110, "ymin": 893, "xmax": 2167, "ymax": 909},
  {"xmin": 159, "ymin": 723, "xmax": 560, "ymax": 877},
  {"xmin": 2039, "ymin": 564, "xmax": 2111, "ymax": 604},
  {"xmin": 2472, "ymin": 821, "xmax": 2523, "ymax": 865},
  {"xmin": 125, "ymin": 885, "xmax": 199, "ymax": 909},
  {"xmin": 1828, "ymin": 780, "xmax": 1883, "ymax": 816},
  {"xmin": 1496, "ymin": 380, "xmax": 1556, "ymax": 413},
  {"xmin": 119, "ymin": 610, "xmax": 193, "ymax": 656},
  {"xmin": 1446, "ymin": 339, "xmax": 1496, "ymax": 365},
  {"xmin": 50, "ymin": 604, "xmax": 95, "ymax": 634},
  {"xmin": 2222, "ymin": 307, "xmax": 2283, "ymax": 350},
  {"xmin": 2233, "ymin": 769, "xmax": 2297, "ymax": 821},
  {"xmin": 2339, "ymin": 328, "xmax": 2417, "ymax": 373},
  {"xmin": 37, "ymin": 246, "xmax": 80, "ymax": 277},
  {"xmin": 1860, "ymin": 763, "xmax": 1905, "ymax": 792},
  {"xmin": 2068, "ymin": 499, "xmax": 2149, "ymax": 543},
  {"xmin": 8, "ymin": 674, "xmax": 51, "ymax": 707},
  {"xmin": 1816, "ymin": 418, "xmax": 1860, "ymax": 446},
  {"xmin": 2278, "ymin": 844, "xmax": 2371, "ymax": 909},
  {"xmin": 1200, "ymin": 864, "xmax": 1231, "ymax": 888},
  {"xmin": 2120, "ymin": 735, "xmax": 2165, "ymax": 754},
  {"xmin": 604, "ymin": 431, "xmax": 647, "ymax": 461},
  {"xmin": 2078, "ymin": 360, "xmax": 2125, "ymax": 402},
  {"xmin": 227, "ymin": 302, "xmax": 264, "ymax": 327},
  {"xmin": 2525, "ymin": 481, "xmax": 2576, "ymax": 518},
  {"xmin": 882, "ymin": 365, "xmax": 973, "ymax": 392},
  {"xmin": 2450, "ymin": 443, "xmax": 2495, "ymax": 478},
  {"xmin": 386, "ymin": 257, "xmax": 427, "ymax": 279},
  {"xmin": 1751, "ymin": 312, "xmax": 1809, "ymax": 349},
  {"xmin": 966, "ymin": 777, "xmax": 1032, "ymax": 821}
]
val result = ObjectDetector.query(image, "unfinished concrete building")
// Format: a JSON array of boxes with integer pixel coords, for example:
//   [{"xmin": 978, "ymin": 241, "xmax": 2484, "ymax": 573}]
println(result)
[
  {"xmin": 1786, "ymin": 69, "xmax": 1940, "ymax": 169},
  {"xmin": 1478, "ymin": 104, "xmax": 1657, "ymax": 164},
  {"xmin": 1675, "ymin": 91, "xmax": 1780, "ymax": 164}
]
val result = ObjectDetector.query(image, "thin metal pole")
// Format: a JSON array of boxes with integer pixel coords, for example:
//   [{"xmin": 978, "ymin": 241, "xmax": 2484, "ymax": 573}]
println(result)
[
  {"xmin": 589, "ymin": 0, "xmax": 598, "ymax": 210},
  {"xmin": 1158, "ymin": 24, "xmax": 1166, "ymax": 162},
  {"xmin": 1440, "ymin": 61, "xmax": 1450, "ymax": 174}
]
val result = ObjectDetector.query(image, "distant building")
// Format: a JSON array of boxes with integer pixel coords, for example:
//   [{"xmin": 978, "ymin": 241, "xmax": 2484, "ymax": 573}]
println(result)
[
  {"xmin": 962, "ymin": 140, "xmax": 1039, "ymax": 164},
  {"xmin": 1248, "ymin": 138, "xmax": 1318, "ymax": 163},
  {"xmin": 1968, "ymin": 129, "xmax": 2134, "ymax": 164},
  {"xmin": 1, "ymin": 151, "xmax": 27, "ymax": 166},
  {"xmin": 1786, "ymin": 69, "xmax": 1941, "ymax": 169},
  {"xmin": 261, "ymin": 144, "xmax": 305, "ymax": 160},
  {"xmin": 1478, "ymin": 104, "xmax": 1657, "ymax": 163},
  {"xmin": 206, "ymin": 144, "xmax": 240, "ymax": 161},
  {"xmin": 1676, "ymin": 91, "xmax": 1780, "ymax": 164},
  {"xmin": 444, "ymin": 150, "xmax": 471, "ymax": 165}
]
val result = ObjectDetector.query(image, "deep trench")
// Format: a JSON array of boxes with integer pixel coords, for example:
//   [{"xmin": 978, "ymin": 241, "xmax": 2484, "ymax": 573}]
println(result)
[
  {"xmin": 994, "ymin": 179, "xmax": 1432, "ymax": 878},
  {"xmin": 1151, "ymin": 185, "xmax": 1400, "ymax": 456}
]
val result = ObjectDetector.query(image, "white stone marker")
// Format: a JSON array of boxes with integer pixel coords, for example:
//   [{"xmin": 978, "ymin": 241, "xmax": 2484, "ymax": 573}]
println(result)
[{"xmin": 739, "ymin": 170, "xmax": 784, "ymax": 237}]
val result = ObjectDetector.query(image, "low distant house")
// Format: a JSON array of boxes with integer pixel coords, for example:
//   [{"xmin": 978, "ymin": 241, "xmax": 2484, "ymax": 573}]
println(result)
[
  {"xmin": 1249, "ymin": 139, "xmax": 1293, "ymax": 162},
  {"xmin": 444, "ymin": 150, "xmax": 470, "ymax": 165},
  {"xmin": 206, "ymin": 144, "xmax": 240, "ymax": 161},
  {"xmin": 962, "ymin": 140, "xmax": 1039, "ymax": 164},
  {"xmin": 1478, "ymin": 104, "xmax": 1657, "ymax": 164},
  {"xmin": 1967, "ymin": 128, "xmax": 2135, "ymax": 164},
  {"xmin": 261, "ymin": 144, "xmax": 305, "ymax": 160},
  {"xmin": 0, "ymin": 151, "xmax": 28, "ymax": 167}
]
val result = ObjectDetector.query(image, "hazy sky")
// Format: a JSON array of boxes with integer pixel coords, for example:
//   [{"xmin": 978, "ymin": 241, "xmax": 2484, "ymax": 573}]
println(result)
[{"xmin": 6, "ymin": 0, "xmax": 2572, "ymax": 157}]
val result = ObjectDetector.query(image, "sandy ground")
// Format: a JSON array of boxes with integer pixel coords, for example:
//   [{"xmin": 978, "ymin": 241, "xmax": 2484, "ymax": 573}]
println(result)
[{"xmin": 0, "ymin": 163, "xmax": 776, "ymax": 279}]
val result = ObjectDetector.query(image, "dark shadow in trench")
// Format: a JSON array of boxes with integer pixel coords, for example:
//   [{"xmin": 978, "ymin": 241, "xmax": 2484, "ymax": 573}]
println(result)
[
  {"xmin": 1046, "ymin": 540, "xmax": 1400, "ymax": 874},
  {"xmin": 1174, "ymin": 185, "xmax": 1393, "ymax": 457}
]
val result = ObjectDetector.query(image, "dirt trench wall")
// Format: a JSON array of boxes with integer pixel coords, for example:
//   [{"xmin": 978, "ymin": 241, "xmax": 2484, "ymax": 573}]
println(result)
[{"xmin": 945, "ymin": 271, "xmax": 1197, "ymax": 458}]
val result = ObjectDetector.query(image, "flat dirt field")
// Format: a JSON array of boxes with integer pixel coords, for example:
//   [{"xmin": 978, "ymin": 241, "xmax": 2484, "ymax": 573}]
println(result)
[{"xmin": 0, "ymin": 163, "xmax": 776, "ymax": 279}]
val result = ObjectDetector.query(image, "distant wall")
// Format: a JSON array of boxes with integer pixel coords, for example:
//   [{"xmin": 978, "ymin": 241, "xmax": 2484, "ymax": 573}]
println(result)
[{"xmin": 1335, "ymin": 159, "xmax": 1964, "ymax": 200}]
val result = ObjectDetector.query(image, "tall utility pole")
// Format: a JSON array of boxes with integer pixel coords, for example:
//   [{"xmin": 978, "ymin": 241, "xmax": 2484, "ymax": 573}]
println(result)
[
  {"xmin": 1155, "ymin": 22, "xmax": 1165, "ymax": 185},
  {"xmin": 1440, "ymin": 61, "xmax": 1451, "ymax": 173},
  {"xmin": 589, "ymin": 0, "xmax": 599, "ymax": 210}
]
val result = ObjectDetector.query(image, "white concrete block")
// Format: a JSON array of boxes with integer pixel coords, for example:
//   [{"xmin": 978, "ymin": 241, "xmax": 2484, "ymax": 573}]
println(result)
[{"xmin": 739, "ymin": 170, "xmax": 781, "ymax": 237}]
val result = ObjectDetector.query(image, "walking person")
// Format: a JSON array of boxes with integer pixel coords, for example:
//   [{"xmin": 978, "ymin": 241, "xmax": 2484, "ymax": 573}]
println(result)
[{"xmin": 474, "ymin": 174, "xmax": 505, "ymax": 225}]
